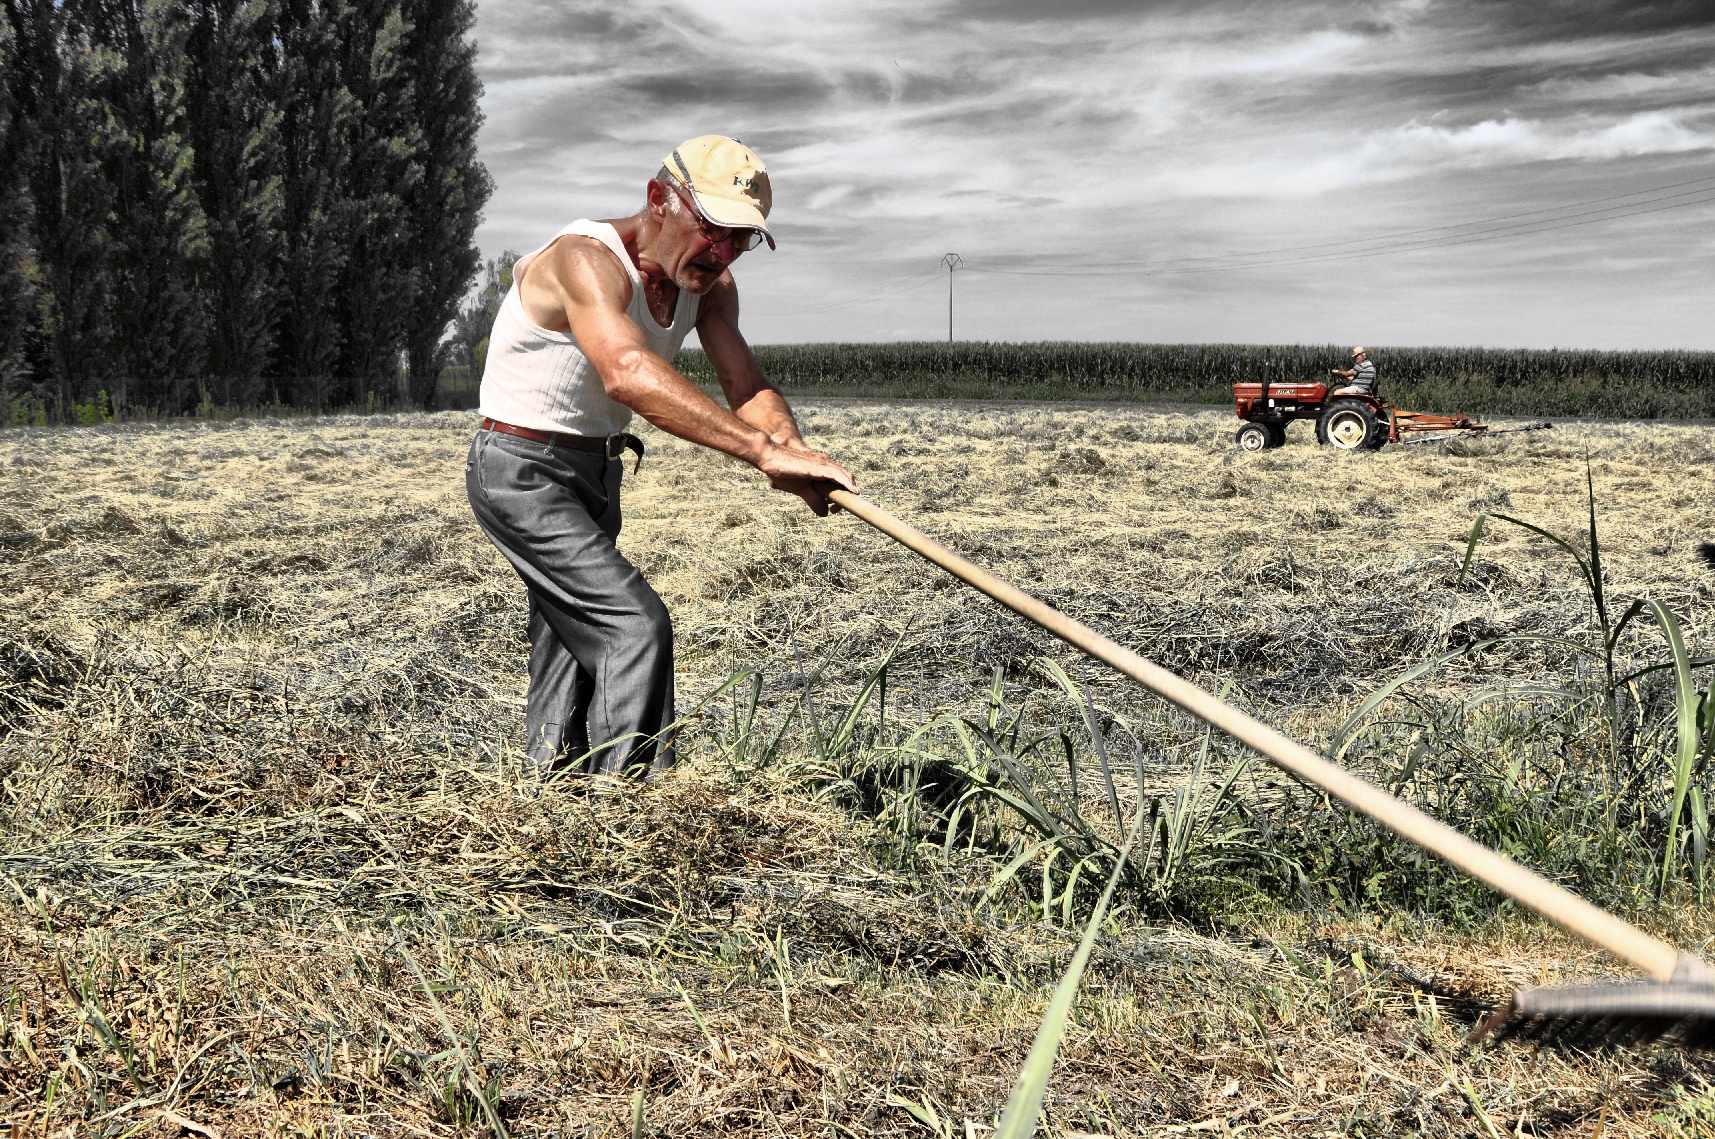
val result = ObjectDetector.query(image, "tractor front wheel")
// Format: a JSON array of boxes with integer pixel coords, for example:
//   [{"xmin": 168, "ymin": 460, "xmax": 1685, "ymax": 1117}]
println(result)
[
  {"xmin": 1235, "ymin": 422, "xmax": 1276, "ymax": 451},
  {"xmin": 1234, "ymin": 421, "xmax": 1275, "ymax": 449},
  {"xmin": 1317, "ymin": 399, "xmax": 1382, "ymax": 450}
]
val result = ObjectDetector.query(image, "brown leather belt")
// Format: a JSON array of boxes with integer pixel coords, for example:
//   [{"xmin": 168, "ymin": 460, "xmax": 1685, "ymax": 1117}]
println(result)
[{"xmin": 480, "ymin": 417, "xmax": 644, "ymax": 471}]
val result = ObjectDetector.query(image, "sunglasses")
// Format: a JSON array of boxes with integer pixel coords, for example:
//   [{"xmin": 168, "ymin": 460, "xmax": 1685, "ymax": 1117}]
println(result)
[{"xmin": 667, "ymin": 180, "xmax": 767, "ymax": 253}]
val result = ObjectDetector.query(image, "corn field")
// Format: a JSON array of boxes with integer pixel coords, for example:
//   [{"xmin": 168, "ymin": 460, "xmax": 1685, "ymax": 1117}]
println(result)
[{"xmin": 675, "ymin": 342, "xmax": 1715, "ymax": 418}]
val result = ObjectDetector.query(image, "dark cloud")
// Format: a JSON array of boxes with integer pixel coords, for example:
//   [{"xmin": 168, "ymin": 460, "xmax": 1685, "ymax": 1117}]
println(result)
[{"xmin": 1478, "ymin": 0, "xmax": 1715, "ymax": 40}]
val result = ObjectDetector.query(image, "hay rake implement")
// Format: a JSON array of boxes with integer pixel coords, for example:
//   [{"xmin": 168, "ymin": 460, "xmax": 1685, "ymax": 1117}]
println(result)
[
  {"xmin": 1231, "ymin": 375, "xmax": 1553, "ymax": 452},
  {"xmin": 825, "ymin": 485, "xmax": 1715, "ymax": 1051}
]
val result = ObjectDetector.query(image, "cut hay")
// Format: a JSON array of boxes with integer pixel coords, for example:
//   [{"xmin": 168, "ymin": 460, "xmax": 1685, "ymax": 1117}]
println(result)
[{"xmin": 4, "ymin": 405, "xmax": 1715, "ymax": 1135}]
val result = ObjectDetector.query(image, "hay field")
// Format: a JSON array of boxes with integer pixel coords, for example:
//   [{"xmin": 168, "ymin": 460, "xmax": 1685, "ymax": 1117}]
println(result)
[{"xmin": 4, "ymin": 401, "xmax": 1715, "ymax": 1137}]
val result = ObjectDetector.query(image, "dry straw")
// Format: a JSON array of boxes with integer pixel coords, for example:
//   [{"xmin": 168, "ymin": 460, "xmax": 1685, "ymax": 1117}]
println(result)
[{"xmin": 3, "ymin": 404, "xmax": 1715, "ymax": 1134}]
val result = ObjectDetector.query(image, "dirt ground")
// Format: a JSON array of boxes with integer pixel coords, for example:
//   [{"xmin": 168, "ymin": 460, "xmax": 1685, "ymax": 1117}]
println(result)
[{"xmin": 3, "ymin": 402, "xmax": 1715, "ymax": 1137}]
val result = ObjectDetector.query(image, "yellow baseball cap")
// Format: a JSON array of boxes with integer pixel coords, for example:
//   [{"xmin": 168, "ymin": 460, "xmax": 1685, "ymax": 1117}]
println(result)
[{"xmin": 664, "ymin": 135, "xmax": 775, "ymax": 249}]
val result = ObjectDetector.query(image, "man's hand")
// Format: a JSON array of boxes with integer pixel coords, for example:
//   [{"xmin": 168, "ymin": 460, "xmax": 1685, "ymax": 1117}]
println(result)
[{"xmin": 757, "ymin": 441, "xmax": 856, "ymax": 516}]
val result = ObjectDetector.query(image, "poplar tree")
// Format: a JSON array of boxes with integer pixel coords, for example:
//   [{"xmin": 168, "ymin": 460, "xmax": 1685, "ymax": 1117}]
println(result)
[
  {"xmin": 270, "ymin": 0, "xmax": 356, "ymax": 410},
  {"xmin": 328, "ymin": 0, "xmax": 419, "ymax": 408},
  {"xmin": 91, "ymin": 0, "xmax": 211, "ymax": 415},
  {"xmin": 2, "ymin": 0, "xmax": 120, "ymax": 417},
  {"xmin": 398, "ymin": 0, "xmax": 489, "ymax": 409},
  {"xmin": 1, "ymin": 0, "xmax": 490, "ymax": 417},
  {"xmin": 184, "ymin": 0, "xmax": 283, "ymax": 406},
  {"xmin": 0, "ymin": 14, "xmax": 46, "ymax": 405}
]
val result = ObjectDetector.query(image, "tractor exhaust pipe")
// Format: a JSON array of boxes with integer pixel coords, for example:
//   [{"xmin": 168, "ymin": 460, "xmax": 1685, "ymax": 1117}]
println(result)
[{"xmin": 825, "ymin": 485, "xmax": 1715, "ymax": 1051}]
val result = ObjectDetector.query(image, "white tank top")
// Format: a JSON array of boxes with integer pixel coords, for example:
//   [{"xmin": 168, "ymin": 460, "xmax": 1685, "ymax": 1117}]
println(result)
[{"xmin": 477, "ymin": 220, "xmax": 700, "ymax": 437}]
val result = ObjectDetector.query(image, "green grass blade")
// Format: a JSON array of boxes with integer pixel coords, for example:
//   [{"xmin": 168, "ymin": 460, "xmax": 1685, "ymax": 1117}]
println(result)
[
  {"xmin": 1585, "ymin": 461, "xmax": 1609, "ymax": 639},
  {"xmin": 391, "ymin": 919, "xmax": 510, "ymax": 1139},
  {"xmin": 982, "ymin": 836, "xmax": 1064, "ymax": 906},
  {"xmin": 1460, "ymin": 685, "xmax": 1593, "ymax": 712},
  {"xmin": 993, "ymin": 805, "xmax": 1145, "ymax": 1139},
  {"xmin": 827, "ymin": 630, "xmax": 906, "ymax": 759},
  {"xmin": 1701, "ymin": 674, "xmax": 1715, "ymax": 769},
  {"xmin": 1484, "ymin": 633, "xmax": 1606, "ymax": 660},
  {"xmin": 1650, "ymin": 600, "xmax": 1700, "ymax": 891},
  {"xmin": 1487, "ymin": 511, "xmax": 1596, "ymax": 610},
  {"xmin": 1605, "ymin": 598, "xmax": 1646, "ymax": 657},
  {"xmin": 1333, "ymin": 641, "xmax": 1493, "ymax": 758},
  {"xmin": 973, "ymin": 727, "xmax": 1073, "ymax": 839},
  {"xmin": 1613, "ymin": 655, "xmax": 1715, "ymax": 688},
  {"xmin": 1039, "ymin": 660, "xmax": 1125, "ymax": 825},
  {"xmin": 1692, "ymin": 786, "xmax": 1708, "ymax": 881},
  {"xmin": 1079, "ymin": 679, "xmax": 1125, "ymax": 825},
  {"xmin": 1458, "ymin": 512, "xmax": 1489, "ymax": 587}
]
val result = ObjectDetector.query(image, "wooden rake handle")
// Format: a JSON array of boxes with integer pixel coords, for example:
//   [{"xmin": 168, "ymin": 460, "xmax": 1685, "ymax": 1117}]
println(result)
[{"xmin": 826, "ymin": 487, "xmax": 1682, "ymax": 981}]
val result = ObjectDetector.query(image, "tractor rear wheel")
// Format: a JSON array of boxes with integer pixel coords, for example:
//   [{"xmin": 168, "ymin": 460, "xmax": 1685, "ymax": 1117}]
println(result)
[
  {"xmin": 1235, "ymin": 422, "xmax": 1275, "ymax": 451},
  {"xmin": 1317, "ymin": 399, "xmax": 1381, "ymax": 450}
]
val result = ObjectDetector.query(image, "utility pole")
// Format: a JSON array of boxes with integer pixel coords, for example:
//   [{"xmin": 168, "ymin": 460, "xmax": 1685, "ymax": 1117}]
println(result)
[{"xmin": 941, "ymin": 253, "xmax": 962, "ymax": 343}]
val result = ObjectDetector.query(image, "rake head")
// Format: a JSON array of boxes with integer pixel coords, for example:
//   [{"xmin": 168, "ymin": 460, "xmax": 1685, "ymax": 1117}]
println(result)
[{"xmin": 1468, "ymin": 955, "xmax": 1715, "ymax": 1051}]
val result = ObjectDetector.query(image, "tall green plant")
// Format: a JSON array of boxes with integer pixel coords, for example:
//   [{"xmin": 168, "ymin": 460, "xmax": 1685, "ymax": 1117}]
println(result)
[
  {"xmin": 1463, "ymin": 464, "xmax": 1618, "ymax": 678},
  {"xmin": 1648, "ymin": 600, "xmax": 1715, "ymax": 893},
  {"xmin": 993, "ymin": 804, "xmax": 1145, "ymax": 1139}
]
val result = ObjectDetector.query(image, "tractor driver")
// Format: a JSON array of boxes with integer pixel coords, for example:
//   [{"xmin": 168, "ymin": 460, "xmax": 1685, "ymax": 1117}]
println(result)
[
  {"xmin": 465, "ymin": 135, "xmax": 857, "ymax": 782},
  {"xmin": 1331, "ymin": 347, "xmax": 1377, "ymax": 396}
]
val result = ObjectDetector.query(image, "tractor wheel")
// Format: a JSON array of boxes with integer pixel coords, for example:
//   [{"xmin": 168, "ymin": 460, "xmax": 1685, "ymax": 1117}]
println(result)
[
  {"xmin": 1317, "ymin": 399, "xmax": 1381, "ymax": 450},
  {"xmin": 1264, "ymin": 422, "xmax": 1287, "ymax": 448},
  {"xmin": 1235, "ymin": 422, "xmax": 1273, "ymax": 452}
]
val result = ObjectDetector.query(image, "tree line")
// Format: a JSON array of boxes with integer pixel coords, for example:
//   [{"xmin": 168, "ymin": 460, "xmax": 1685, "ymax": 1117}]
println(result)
[{"xmin": 0, "ymin": 0, "xmax": 490, "ymax": 422}]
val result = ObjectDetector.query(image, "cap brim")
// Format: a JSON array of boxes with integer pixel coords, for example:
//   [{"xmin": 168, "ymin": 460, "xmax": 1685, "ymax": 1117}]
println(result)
[{"xmin": 690, "ymin": 188, "xmax": 775, "ymax": 249}]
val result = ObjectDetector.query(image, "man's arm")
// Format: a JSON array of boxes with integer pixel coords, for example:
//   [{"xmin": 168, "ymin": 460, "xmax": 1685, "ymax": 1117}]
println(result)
[
  {"xmin": 694, "ymin": 273, "xmax": 851, "ymax": 513},
  {"xmin": 695, "ymin": 274, "xmax": 803, "ymax": 445},
  {"xmin": 518, "ymin": 238, "xmax": 854, "ymax": 513}
]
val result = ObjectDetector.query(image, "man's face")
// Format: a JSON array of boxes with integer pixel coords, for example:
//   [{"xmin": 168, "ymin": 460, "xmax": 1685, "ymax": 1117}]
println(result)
[{"xmin": 651, "ymin": 180, "xmax": 749, "ymax": 294}]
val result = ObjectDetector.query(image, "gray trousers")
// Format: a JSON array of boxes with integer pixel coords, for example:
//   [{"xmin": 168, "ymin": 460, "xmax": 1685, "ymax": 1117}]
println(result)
[{"xmin": 465, "ymin": 428, "xmax": 676, "ymax": 779}]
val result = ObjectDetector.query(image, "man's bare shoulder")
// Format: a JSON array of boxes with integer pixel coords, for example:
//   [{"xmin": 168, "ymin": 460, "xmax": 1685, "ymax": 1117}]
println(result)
[{"xmin": 517, "ymin": 235, "xmax": 634, "ymax": 328}]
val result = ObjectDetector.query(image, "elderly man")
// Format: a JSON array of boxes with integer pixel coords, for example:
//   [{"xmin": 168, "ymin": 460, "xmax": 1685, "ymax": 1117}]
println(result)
[
  {"xmin": 466, "ymin": 135, "xmax": 855, "ymax": 780},
  {"xmin": 1331, "ymin": 347, "xmax": 1378, "ymax": 396}
]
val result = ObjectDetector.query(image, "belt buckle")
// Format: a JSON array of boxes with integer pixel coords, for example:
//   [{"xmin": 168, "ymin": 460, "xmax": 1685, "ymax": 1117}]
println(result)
[{"xmin": 604, "ymin": 433, "xmax": 626, "ymax": 461}]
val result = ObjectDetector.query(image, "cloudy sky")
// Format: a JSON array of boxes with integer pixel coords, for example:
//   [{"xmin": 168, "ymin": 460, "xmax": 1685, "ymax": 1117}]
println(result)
[{"xmin": 471, "ymin": 1, "xmax": 1715, "ymax": 350}]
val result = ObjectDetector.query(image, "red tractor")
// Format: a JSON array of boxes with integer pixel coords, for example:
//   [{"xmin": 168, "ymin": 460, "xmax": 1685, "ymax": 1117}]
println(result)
[{"xmin": 1232, "ymin": 377, "xmax": 1548, "ymax": 452}]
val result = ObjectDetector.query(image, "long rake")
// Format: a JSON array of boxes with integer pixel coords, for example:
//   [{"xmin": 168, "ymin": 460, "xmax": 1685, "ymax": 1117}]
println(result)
[{"xmin": 825, "ymin": 486, "xmax": 1715, "ymax": 1051}]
